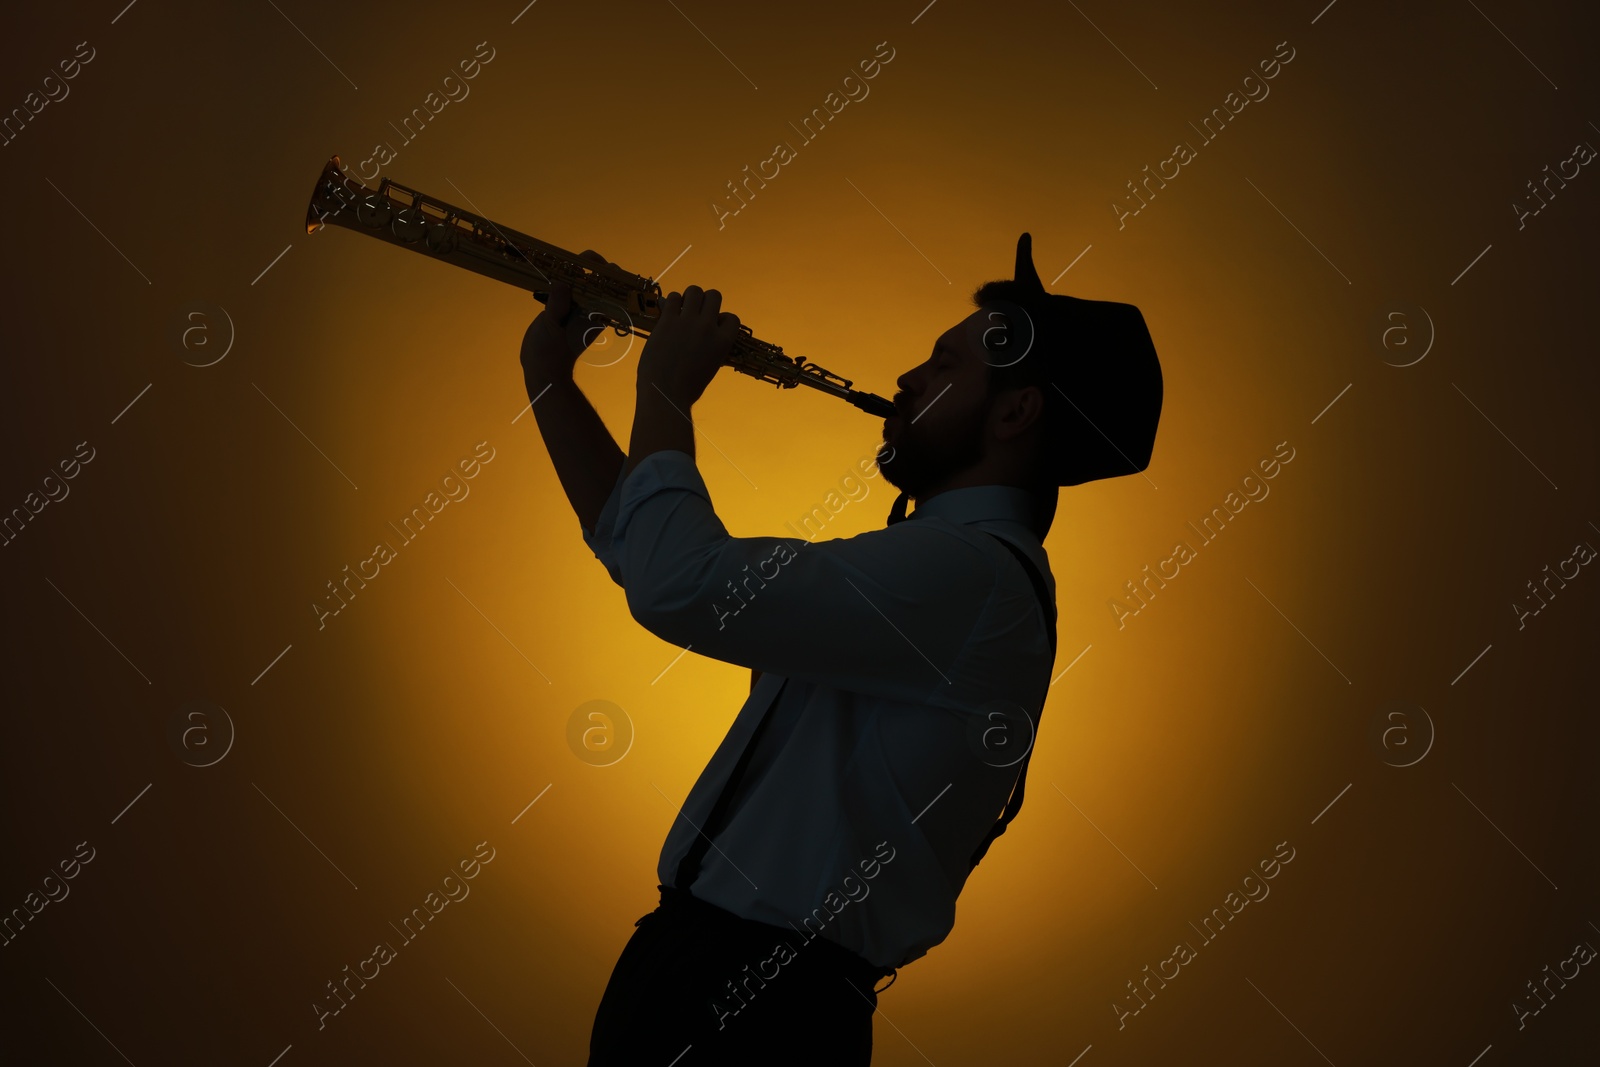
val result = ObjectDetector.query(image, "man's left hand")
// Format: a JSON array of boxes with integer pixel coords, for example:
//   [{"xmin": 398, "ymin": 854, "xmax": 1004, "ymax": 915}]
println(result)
[{"xmin": 637, "ymin": 285, "xmax": 741, "ymax": 407}]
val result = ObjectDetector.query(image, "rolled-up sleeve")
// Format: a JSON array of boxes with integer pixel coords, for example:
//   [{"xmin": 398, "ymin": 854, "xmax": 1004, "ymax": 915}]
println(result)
[
  {"xmin": 598, "ymin": 450, "xmax": 998, "ymax": 704},
  {"xmin": 579, "ymin": 460, "xmax": 634, "ymax": 588}
]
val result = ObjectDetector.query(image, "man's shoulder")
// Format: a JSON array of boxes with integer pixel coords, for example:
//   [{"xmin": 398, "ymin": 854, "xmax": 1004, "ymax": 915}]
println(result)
[{"xmin": 789, "ymin": 518, "xmax": 1019, "ymax": 590}]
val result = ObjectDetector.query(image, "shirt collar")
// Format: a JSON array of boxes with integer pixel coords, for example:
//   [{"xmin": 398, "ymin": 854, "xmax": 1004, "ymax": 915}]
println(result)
[{"xmin": 909, "ymin": 484, "xmax": 1038, "ymax": 533}]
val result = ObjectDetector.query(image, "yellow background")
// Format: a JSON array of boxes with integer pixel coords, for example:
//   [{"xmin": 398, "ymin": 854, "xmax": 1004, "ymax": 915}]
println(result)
[{"xmin": 1, "ymin": 1, "xmax": 1595, "ymax": 1063}]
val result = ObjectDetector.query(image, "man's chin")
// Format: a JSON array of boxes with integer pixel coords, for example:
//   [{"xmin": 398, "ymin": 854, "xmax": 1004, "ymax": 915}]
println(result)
[
  {"xmin": 876, "ymin": 463, "xmax": 923, "ymax": 497},
  {"xmin": 875, "ymin": 441, "xmax": 941, "ymax": 496}
]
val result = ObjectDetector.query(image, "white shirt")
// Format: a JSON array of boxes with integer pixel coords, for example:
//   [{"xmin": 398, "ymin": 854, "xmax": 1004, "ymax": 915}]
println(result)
[{"xmin": 581, "ymin": 449, "xmax": 1055, "ymax": 968}]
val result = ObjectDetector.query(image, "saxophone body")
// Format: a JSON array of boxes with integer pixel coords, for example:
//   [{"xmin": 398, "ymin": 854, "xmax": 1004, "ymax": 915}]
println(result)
[{"xmin": 305, "ymin": 156, "xmax": 895, "ymax": 418}]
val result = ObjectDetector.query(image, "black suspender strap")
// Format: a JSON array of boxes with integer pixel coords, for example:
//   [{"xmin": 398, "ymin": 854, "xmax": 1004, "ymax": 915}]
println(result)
[
  {"xmin": 970, "ymin": 533, "xmax": 1057, "ymax": 869},
  {"xmin": 675, "ymin": 532, "xmax": 1054, "ymax": 887},
  {"xmin": 673, "ymin": 678, "xmax": 790, "ymax": 890}
]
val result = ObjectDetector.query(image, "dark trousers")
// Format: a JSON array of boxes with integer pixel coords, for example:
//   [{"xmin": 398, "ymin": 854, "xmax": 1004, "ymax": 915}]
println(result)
[{"xmin": 588, "ymin": 885, "xmax": 896, "ymax": 1066}]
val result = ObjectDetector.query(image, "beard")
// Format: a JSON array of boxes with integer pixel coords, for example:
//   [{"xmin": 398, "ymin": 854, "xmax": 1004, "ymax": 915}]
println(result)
[{"xmin": 876, "ymin": 400, "xmax": 988, "ymax": 498}]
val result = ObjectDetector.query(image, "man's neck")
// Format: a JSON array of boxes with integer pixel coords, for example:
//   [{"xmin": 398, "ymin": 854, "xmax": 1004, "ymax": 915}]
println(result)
[
  {"xmin": 912, "ymin": 473, "xmax": 1055, "ymax": 542},
  {"xmin": 913, "ymin": 468, "xmax": 1021, "ymax": 508}
]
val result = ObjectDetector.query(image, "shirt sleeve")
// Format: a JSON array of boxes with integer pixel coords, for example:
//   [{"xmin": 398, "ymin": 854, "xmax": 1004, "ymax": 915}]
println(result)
[
  {"xmin": 579, "ymin": 459, "xmax": 633, "ymax": 588},
  {"xmin": 603, "ymin": 450, "xmax": 998, "ymax": 705}
]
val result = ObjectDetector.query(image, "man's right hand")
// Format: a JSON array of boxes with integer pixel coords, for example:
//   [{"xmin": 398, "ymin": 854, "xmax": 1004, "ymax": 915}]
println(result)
[{"xmin": 520, "ymin": 249, "xmax": 612, "ymax": 388}]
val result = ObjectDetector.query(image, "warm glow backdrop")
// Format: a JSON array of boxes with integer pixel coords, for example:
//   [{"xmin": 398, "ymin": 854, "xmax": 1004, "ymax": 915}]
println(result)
[{"xmin": 2, "ymin": 1, "xmax": 1595, "ymax": 1064}]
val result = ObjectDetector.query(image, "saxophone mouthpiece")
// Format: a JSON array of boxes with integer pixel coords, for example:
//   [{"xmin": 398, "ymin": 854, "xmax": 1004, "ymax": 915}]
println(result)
[{"xmin": 852, "ymin": 391, "xmax": 896, "ymax": 419}]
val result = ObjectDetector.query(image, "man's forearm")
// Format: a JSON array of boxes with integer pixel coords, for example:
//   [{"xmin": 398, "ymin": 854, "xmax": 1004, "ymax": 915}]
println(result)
[
  {"xmin": 621, "ymin": 383, "xmax": 696, "ymax": 484},
  {"xmin": 528, "ymin": 376, "xmax": 625, "ymax": 534}
]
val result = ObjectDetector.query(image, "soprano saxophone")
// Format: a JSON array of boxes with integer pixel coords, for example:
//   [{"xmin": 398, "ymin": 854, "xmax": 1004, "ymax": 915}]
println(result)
[{"xmin": 304, "ymin": 155, "xmax": 895, "ymax": 418}]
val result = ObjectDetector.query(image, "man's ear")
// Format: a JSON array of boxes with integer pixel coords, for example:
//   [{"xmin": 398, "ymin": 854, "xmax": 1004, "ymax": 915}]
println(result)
[{"xmin": 995, "ymin": 384, "xmax": 1045, "ymax": 441}]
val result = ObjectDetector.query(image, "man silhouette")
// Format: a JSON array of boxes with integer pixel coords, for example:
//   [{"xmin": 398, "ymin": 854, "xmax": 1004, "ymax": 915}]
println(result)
[{"xmin": 521, "ymin": 234, "xmax": 1162, "ymax": 1065}]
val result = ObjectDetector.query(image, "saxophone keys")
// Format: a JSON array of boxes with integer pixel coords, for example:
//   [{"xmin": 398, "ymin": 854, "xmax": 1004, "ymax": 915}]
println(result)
[
  {"xmin": 355, "ymin": 193, "xmax": 391, "ymax": 229},
  {"xmin": 423, "ymin": 221, "xmax": 458, "ymax": 254}
]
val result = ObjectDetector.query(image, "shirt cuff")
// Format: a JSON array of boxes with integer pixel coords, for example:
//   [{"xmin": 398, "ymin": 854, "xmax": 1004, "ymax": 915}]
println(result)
[{"xmin": 580, "ymin": 461, "xmax": 631, "ymax": 586}]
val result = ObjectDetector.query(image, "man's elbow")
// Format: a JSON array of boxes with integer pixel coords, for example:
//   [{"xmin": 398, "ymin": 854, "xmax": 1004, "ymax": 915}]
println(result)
[
  {"xmin": 624, "ymin": 581, "xmax": 693, "ymax": 644},
  {"xmin": 597, "ymin": 558, "xmax": 626, "ymax": 590}
]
